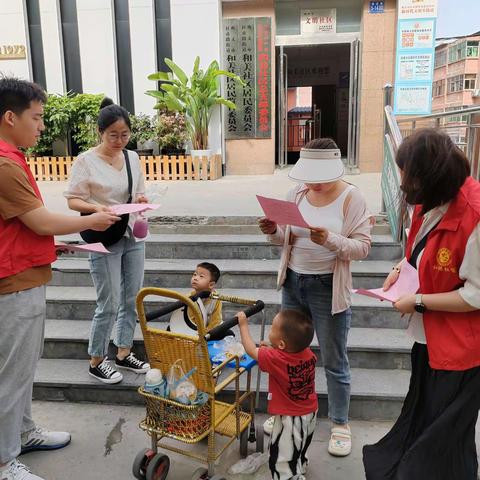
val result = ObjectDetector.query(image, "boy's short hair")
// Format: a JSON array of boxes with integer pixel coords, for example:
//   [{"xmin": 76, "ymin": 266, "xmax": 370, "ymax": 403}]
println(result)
[
  {"xmin": 279, "ymin": 309, "xmax": 314, "ymax": 353},
  {"xmin": 0, "ymin": 77, "xmax": 47, "ymax": 119},
  {"xmin": 197, "ymin": 262, "xmax": 221, "ymax": 283}
]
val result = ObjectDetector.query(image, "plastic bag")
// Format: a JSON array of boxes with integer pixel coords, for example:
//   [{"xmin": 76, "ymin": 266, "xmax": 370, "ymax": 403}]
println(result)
[
  {"xmin": 211, "ymin": 336, "xmax": 246, "ymax": 363},
  {"xmin": 167, "ymin": 360, "xmax": 197, "ymax": 405},
  {"xmin": 143, "ymin": 184, "xmax": 168, "ymax": 218},
  {"xmin": 228, "ymin": 452, "xmax": 268, "ymax": 475}
]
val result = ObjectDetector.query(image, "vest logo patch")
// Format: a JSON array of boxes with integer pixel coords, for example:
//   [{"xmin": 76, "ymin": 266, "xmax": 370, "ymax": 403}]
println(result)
[
  {"xmin": 437, "ymin": 247, "xmax": 452, "ymax": 267},
  {"xmin": 434, "ymin": 247, "xmax": 457, "ymax": 273}
]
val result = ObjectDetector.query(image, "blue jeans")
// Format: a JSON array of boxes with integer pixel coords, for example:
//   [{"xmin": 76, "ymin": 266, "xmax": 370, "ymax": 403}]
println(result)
[
  {"xmin": 282, "ymin": 268, "xmax": 351, "ymax": 424},
  {"xmin": 88, "ymin": 236, "xmax": 145, "ymax": 357}
]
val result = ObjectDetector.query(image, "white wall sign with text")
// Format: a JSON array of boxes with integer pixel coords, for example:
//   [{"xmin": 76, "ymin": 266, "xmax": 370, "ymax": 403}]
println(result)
[
  {"xmin": 398, "ymin": 0, "xmax": 437, "ymax": 19},
  {"xmin": 300, "ymin": 9, "xmax": 336, "ymax": 35}
]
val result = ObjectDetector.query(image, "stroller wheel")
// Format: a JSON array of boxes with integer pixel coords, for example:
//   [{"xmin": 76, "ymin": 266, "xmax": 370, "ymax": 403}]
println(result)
[
  {"xmin": 191, "ymin": 467, "xmax": 208, "ymax": 480},
  {"xmin": 132, "ymin": 448, "xmax": 155, "ymax": 479},
  {"xmin": 146, "ymin": 454, "xmax": 170, "ymax": 480},
  {"xmin": 256, "ymin": 425, "xmax": 265, "ymax": 453}
]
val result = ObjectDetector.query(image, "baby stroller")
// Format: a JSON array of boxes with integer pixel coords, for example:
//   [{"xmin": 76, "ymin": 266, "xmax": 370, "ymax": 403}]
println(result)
[{"xmin": 132, "ymin": 287, "xmax": 266, "ymax": 480}]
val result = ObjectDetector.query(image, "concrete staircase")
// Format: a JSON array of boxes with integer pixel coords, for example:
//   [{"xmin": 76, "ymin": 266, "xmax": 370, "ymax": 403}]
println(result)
[{"xmin": 35, "ymin": 218, "xmax": 411, "ymax": 421}]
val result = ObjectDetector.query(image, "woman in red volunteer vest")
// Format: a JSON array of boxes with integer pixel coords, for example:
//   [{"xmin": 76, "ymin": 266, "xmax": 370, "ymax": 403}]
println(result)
[{"xmin": 363, "ymin": 129, "xmax": 480, "ymax": 479}]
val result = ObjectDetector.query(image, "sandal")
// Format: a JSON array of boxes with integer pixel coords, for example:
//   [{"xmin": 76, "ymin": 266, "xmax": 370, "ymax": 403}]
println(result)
[
  {"xmin": 328, "ymin": 425, "xmax": 352, "ymax": 457},
  {"xmin": 263, "ymin": 416, "xmax": 275, "ymax": 436}
]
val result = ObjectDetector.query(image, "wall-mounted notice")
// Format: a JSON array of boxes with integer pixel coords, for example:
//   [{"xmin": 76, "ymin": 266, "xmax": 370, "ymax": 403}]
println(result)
[
  {"xmin": 393, "ymin": 0, "xmax": 437, "ymax": 115},
  {"xmin": 398, "ymin": 0, "xmax": 437, "ymax": 19},
  {"xmin": 223, "ymin": 17, "xmax": 272, "ymax": 139}
]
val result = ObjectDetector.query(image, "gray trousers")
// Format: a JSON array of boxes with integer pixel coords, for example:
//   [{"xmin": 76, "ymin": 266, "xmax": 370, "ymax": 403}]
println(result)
[{"xmin": 0, "ymin": 286, "xmax": 45, "ymax": 464}]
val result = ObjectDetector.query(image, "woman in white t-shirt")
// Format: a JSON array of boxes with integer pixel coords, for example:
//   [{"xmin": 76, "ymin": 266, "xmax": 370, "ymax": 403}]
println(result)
[
  {"xmin": 64, "ymin": 98, "xmax": 150, "ymax": 384},
  {"xmin": 259, "ymin": 138, "xmax": 373, "ymax": 457}
]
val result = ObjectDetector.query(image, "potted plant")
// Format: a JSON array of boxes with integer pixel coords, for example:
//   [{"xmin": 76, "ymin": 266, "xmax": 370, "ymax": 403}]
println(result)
[
  {"xmin": 129, "ymin": 114, "xmax": 155, "ymax": 156},
  {"xmin": 154, "ymin": 110, "xmax": 188, "ymax": 156},
  {"xmin": 146, "ymin": 57, "xmax": 243, "ymax": 158},
  {"xmin": 26, "ymin": 92, "xmax": 103, "ymax": 157}
]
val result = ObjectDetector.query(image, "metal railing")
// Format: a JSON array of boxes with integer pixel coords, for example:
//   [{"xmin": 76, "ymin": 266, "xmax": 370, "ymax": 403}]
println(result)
[
  {"xmin": 395, "ymin": 105, "xmax": 480, "ymax": 180},
  {"xmin": 382, "ymin": 85, "xmax": 480, "ymax": 249}
]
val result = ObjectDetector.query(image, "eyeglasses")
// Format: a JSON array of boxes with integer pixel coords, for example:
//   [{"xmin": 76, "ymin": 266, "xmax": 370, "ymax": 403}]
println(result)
[{"xmin": 107, "ymin": 133, "xmax": 131, "ymax": 142}]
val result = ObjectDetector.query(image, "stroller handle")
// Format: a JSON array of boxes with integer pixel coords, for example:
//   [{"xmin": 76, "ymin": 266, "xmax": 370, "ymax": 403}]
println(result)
[
  {"xmin": 205, "ymin": 300, "xmax": 265, "ymax": 341},
  {"xmin": 145, "ymin": 290, "xmax": 211, "ymax": 321}
]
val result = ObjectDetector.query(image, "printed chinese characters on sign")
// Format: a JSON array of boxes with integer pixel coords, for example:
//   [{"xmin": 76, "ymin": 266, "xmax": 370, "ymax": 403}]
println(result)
[
  {"xmin": 301, "ymin": 9, "xmax": 337, "ymax": 35},
  {"xmin": 256, "ymin": 17, "xmax": 271, "ymax": 137},
  {"xmin": 223, "ymin": 17, "xmax": 271, "ymax": 139}
]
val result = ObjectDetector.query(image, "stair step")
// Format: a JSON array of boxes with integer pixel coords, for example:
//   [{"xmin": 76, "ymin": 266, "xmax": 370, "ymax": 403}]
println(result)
[
  {"xmin": 57, "ymin": 233, "xmax": 401, "ymax": 261},
  {"xmin": 46, "ymin": 286, "xmax": 408, "ymax": 329},
  {"xmin": 51, "ymin": 258, "xmax": 396, "ymax": 289},
  {"xmin": 42, "ymin": 320, "xmax": 413, "ymax": 370},
  {"xmin": 144, "ymin": 215, "xmax": 391, "ymax": 236},
  {"xmin": 33, "ymin": 358, "xmax": 410, "ymax": 420}
]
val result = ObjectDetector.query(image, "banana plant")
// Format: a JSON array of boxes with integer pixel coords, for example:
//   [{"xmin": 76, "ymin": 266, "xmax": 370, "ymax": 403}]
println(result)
[{"xmin": 147, "ymin": 57, "xmax": 244, "ymax": 151}]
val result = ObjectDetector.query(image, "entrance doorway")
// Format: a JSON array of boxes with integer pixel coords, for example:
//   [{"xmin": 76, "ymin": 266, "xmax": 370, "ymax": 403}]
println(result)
[{"xmin": 276, "ymin": 41, "xmax": 360, "ymax": 167}]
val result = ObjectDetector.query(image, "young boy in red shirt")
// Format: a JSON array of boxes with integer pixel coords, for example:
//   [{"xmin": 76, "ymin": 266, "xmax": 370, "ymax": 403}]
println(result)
[{"xmin": 237, "ymin": 309, "xmax": 318, "ymax": 480}]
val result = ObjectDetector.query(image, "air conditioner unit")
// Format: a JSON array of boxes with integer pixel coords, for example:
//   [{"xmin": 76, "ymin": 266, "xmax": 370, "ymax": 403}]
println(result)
[{"xmin": 472, "ymin": 89, "xmax": 480, "ymax": 97}]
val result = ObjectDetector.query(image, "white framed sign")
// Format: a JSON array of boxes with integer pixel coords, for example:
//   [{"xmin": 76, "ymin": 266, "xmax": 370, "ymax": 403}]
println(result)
[
  {"xmin": 393, "ymin": 0, "xmax": 437, "ymax": 115},
  {"xmin": 398, "ymin": 0, "xmax": 437, "ymax": 19},
  {"xmin": 301, "ymin": 9, "xmax": 336, "ymax": 35}
]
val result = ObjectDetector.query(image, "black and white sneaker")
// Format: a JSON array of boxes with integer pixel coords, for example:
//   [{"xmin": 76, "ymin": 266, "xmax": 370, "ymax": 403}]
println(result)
[
  {"xmin": 115, "ymin": 352, "xmax": 150, "ymax": 373},
  {"xmin": 89, "ymin": 358, "xmax": 123, "ymax": 384}
]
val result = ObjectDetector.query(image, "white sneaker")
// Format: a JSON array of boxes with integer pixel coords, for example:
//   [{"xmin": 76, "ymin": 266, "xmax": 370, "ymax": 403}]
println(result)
[
  {"xmin": 0, "ymin": 460, "xmax": 44, "ymax": 480},
  {"xmin": 21, "ymin": 426, "xmax": 71, "ymax": 454},
  {"xmin": 263, "ymin": 416, "xmax": 275, "ymax": 436}
]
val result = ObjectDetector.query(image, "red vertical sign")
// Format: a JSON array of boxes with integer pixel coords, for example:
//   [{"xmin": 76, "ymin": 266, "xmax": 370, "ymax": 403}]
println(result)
[{"xmin": 255, "ymin": 17, "xmax": 271, "ymax": 138}]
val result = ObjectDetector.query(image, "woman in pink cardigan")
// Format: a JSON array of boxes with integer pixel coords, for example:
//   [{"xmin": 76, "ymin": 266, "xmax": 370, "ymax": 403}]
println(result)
[{"xmin": 259, "ymin": 138, "xmax": 374, "ymax": 457}]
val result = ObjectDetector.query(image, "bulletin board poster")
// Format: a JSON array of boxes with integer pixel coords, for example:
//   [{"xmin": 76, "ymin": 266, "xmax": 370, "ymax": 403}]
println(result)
[
  {"xmin": 398, "ymin": 19, "xmax": 435, "ymax": 49},
  {"xmin": 393, "ymin": 0, "xmax": 437, "ymax": 115},
  {"xmin": 396, "ymin": 53, "xmax": 434, "ymax": 82}
]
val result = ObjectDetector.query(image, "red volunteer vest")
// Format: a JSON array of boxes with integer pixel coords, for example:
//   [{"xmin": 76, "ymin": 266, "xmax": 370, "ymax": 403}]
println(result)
[
  {"xmin": 0, "ymin": 140, "xmax": 56, "ymax": 279},
  {"xmin": 406, "ymin": 177, "xmax": 480, "ymax": 371}
]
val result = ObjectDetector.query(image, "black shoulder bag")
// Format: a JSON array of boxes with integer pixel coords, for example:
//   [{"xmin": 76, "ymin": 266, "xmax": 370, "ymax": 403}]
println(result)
[{"xmin": 79, "ymin": 149, "xmax": 132, "ymax": 247}]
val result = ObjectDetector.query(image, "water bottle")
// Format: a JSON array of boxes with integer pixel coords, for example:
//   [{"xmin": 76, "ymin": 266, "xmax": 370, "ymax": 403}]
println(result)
[
  {"xmin": 144, "ymin": 368, "xmax": 168, "ymax": 397},
  {"xmin": 133, "ymin": 213, "xmax": 149, "ymax": 239}
]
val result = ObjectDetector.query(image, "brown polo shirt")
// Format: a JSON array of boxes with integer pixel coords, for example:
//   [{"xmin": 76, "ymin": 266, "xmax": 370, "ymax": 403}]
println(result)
[{"xmin": 0, "ymin": 157, "xmax": 52, "ymax": 294}]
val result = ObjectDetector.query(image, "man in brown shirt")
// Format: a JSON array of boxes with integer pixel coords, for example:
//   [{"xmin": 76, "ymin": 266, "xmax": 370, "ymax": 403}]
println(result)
[
  {"xmin": 0, "ymin": 158, "xmax": 52, "ymax": 294},
  {"xmin": 0, "ymin": 78, "xmax": 120, "ymax": 480}
]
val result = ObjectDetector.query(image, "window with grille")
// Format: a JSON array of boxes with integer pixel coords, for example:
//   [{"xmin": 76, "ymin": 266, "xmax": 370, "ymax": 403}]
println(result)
[
  {"xmin": 464, "ymin": 74, "xmax": 476, "ymax": 90},
  {"xmin": 448, "ymin": 75, "xmax": 464, "ymax": 93},
  {"xmin": 449, "ymin": 41, "xmax": 466, "ymax": 63},
  {"xmin": 435, "ymin": 49, "xmax": 447, "ymax": 68},
  {"xmin": 445, "ymin": 106, "xmax": 469, "ymax": 124},
  {"xmin": 467, "ymin": 41, "xmax": 479, "ymax": 58},
  {"xmin": 433, "ymin": 80, "xmax": 445, "ymax": 96}
]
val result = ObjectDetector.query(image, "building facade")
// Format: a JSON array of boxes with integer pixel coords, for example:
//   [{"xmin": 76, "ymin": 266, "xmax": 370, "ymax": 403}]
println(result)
[
  {"xmin": 432, "ymin": 32, "xmax": 480, "ymax": 145},
  {"xmin": 0, "ymin": 0, "xmax": 406, "ymax": 174}
]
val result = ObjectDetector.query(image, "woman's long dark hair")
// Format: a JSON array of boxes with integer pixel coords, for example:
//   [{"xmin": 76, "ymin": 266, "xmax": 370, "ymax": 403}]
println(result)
[{"xmin": 396, "ymin": 129, "xmax": 470, "ymax": 214}]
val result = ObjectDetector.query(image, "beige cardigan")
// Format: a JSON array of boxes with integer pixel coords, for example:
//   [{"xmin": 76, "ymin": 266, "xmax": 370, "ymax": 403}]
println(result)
[{"xmin": 267, "ymin": 184, "xmax": 374, "ymax": 314}]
